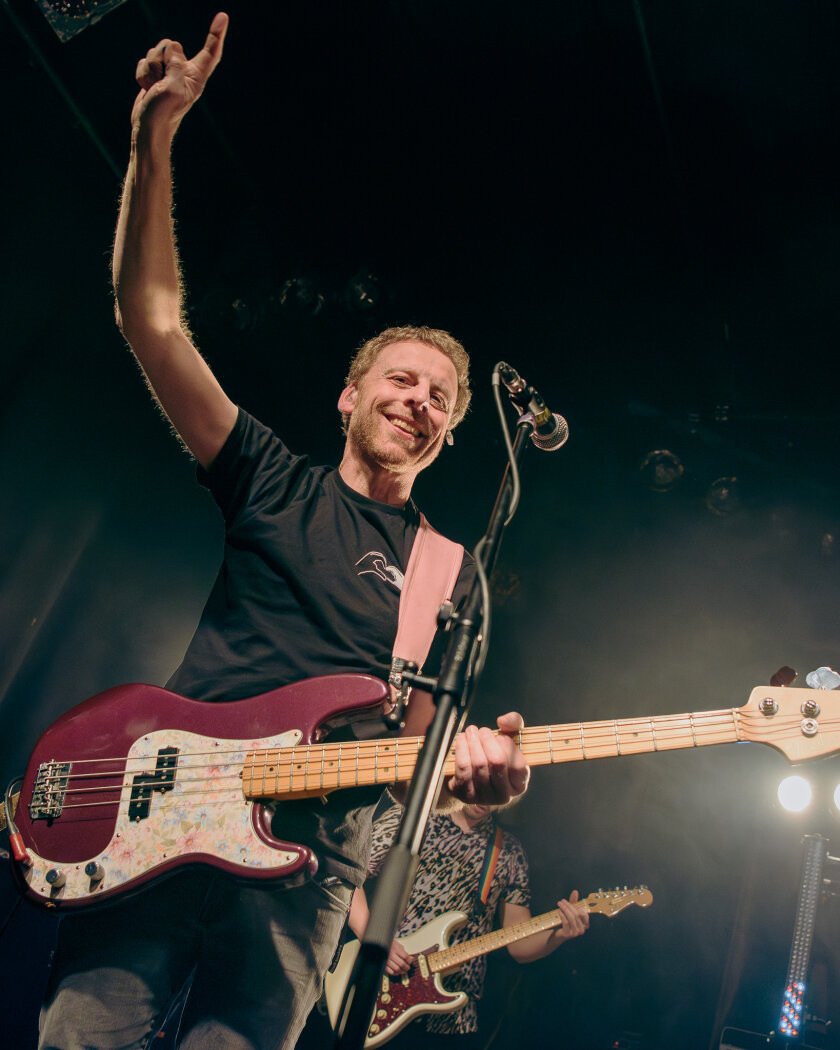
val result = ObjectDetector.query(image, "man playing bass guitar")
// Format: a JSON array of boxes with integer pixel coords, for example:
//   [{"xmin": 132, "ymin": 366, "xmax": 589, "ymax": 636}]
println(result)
[{"xmin": 37, "ymin": 13, "xmax": 529, "ymax": 1050}]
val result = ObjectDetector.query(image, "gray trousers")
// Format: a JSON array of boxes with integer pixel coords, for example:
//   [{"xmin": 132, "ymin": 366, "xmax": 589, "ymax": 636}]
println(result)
[{"xmin": 38, "ymin": 869, "xmax": 352, "ymax": 1050}]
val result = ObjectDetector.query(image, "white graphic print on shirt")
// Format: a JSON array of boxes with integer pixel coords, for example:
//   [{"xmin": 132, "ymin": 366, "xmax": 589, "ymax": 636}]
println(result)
[{"xmin": 355, "ymin": 551, "xmax": 404, "ymax": 591}]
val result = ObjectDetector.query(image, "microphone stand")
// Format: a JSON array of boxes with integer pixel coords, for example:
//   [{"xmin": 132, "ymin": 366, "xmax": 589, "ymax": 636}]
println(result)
[{"xmin": 334, "ymin": 410, "xmax": 538, "ymax": 1050}]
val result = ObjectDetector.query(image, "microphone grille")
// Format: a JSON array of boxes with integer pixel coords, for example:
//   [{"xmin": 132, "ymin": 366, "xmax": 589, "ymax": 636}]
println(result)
[{"xmin": 532, "ymin": 414, "xmax": 569, "ymax": 452}]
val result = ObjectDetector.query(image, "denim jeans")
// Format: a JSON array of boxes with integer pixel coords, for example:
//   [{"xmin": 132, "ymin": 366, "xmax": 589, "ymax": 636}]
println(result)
[{"xmin": 38, "ymin": 868, "xmax": 353, "ymax": 1050}]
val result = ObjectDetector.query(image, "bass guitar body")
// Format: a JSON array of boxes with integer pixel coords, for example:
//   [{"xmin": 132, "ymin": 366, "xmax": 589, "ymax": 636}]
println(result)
[{"xmin": 12, "ymin": 675, "xmax": 389, "ymax": 910}]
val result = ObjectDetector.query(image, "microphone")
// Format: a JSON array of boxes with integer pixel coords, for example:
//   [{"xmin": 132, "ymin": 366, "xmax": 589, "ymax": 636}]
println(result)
[{"xmin": 497, "ymin": 363, "xmax": 569, "ymax": 451}]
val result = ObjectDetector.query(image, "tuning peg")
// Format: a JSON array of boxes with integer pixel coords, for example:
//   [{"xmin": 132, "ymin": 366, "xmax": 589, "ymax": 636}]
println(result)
[{"xmin": 770, "ymin": 666, "xmax": 797, "ymax": 687}]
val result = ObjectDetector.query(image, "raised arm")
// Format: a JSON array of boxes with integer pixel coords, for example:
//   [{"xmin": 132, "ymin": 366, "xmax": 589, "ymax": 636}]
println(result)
[{"xmin": 113, "ymin": 12, "xmax": 237, "ymax": 469}]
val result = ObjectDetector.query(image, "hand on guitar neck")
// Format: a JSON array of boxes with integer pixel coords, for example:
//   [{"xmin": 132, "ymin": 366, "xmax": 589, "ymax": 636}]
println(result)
[
  {"xmin": 394, "ymin": 702, "xmax": 530, "ymax": 809},
  {"xmin": 348, "ymin": 884, "xmax": 590, "ymax": 975}
]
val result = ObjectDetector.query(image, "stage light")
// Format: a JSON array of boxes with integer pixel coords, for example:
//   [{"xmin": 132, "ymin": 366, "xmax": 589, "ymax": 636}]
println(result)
[
  {"xmin": 342, "ymin": 269, "xmax": 384, "ymax": 314},
  {"xmin": 777, "ymin": 776, "xmax": 812, "ymax": 814},
  {"xmin": 833, "ymin": 784, "xmax": 840, "ymax": 814},
  {"xmin": 638, "ymin": 450, "xmax": 684, "ymax": 492},
  {"xmin": 779, "ymin": 981, "xmax": 805, "ymax": 1038},
  {"xmin": 197, "ymin": 290, "xmax": 260, "ymax": 336},
  {"xmin": 705, "ymin": 476, "xmax": 741, "ymax": 515},
  {"xmin": 274, "ymin": 277, "xmax": 325, "ymax": 319}
]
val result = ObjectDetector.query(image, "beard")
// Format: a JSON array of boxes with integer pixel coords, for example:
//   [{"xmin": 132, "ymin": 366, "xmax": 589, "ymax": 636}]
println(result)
[{"xmin": 347, "ymin": 405, "xmax": 429, "ymax": 473}]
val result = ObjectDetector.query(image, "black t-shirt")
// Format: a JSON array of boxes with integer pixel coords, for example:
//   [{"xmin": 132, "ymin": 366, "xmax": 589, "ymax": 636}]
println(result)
[{"xmin": 166, "ymin": 408, "xmax": 472, "ymax": 882}]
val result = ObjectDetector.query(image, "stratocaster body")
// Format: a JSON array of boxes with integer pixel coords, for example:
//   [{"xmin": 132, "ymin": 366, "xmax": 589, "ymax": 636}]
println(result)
[
  {"xmin": 324, "ymin": 887, "xmax": 652, "ymax": 1047},
  {"xmin": 327, "ymin": 912, "xmax": 469, "ymax": 1046},
  {"xmin": 12, "ymin": 675, "xmax": 389, "ymax": 909}
]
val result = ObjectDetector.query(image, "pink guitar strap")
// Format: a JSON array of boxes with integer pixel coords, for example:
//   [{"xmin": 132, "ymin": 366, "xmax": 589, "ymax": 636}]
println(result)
[{"xmin": 390, "ymin": 513, "xmax": 464, "ymax": 680}]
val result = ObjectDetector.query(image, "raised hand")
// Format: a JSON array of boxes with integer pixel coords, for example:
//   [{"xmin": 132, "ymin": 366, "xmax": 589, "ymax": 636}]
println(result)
[{"xmin": 131, "ymin": 11, "xmax": 229, "ymax": 135}]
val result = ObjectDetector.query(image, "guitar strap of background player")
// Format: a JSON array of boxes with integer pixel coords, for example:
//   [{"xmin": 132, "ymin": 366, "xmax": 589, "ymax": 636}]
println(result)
[
  {"xmin": 389, "ymin": 512, "xmax": 464, "ymax": 689},
  {"xmin": 473, "ymin": 819, "xmax": 504, "ymax": 915}
]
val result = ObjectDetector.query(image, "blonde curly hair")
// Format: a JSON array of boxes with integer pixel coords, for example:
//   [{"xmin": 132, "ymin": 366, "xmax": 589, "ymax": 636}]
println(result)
[{"xmin": 341, "ymin": 325, "xmax": 471, "ymax": 434}]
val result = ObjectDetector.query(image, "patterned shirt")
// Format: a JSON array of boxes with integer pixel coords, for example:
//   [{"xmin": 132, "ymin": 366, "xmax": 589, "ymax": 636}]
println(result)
[{"xmin": 368, "ymin": 803, "xmax": 531, "ymax": 1034}]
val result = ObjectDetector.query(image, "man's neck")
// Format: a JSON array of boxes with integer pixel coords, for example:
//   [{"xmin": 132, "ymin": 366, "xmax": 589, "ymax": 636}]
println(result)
[{"xmin": 338, "ymin": 454, "xmax": 416, "ymax": 507}]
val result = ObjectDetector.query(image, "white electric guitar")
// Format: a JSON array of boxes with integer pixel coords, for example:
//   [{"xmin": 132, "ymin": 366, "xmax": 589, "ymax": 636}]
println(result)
[{"xmin": 324, "ymin": 886, "xmax": 653, "ymax": 1047}]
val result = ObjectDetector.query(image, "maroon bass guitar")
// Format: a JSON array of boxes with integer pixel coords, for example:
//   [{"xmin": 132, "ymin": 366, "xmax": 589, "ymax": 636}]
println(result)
[{"xmin": 4, "ymin": 677, "xmax": 839, "ymax": 910}]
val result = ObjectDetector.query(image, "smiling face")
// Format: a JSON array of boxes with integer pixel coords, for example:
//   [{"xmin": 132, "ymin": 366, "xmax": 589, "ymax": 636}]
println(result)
[{"xmin": 337, "ymin": 340, "xmax": 459, "ymax": 493}]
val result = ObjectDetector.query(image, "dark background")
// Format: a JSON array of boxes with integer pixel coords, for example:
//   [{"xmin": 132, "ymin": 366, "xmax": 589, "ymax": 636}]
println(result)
[{"xmin": 2, "ymin": 1, "xmax": 840, "ymax": 1048}]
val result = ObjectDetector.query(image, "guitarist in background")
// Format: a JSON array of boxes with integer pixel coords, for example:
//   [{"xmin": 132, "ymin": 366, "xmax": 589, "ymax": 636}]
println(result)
[
  {"xmin": 345, "ymin": 797, "xmax": 589, "ymax": 1048},
  {"xmin": 37, "ymin": 13, "xmax": 529, "ymax": 1050}
]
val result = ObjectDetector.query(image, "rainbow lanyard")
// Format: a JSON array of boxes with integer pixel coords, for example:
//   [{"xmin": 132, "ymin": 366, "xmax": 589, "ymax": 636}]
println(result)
[{"xmin": 474, "ymin": 821, "xmax": 504, "ymax": 912}]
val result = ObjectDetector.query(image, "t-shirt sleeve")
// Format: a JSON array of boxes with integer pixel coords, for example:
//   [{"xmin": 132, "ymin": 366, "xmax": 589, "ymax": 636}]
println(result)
[
  {"xmin": 196, "ymin": 407, "xmax": 312, "ymax": 529},
  {"xmin": 502, "ymin": 832, "xmax": 531, "ymax": 909},
  {"xmin": 366, "ymin": 803, "xmax": 402, "ymax": 877}
]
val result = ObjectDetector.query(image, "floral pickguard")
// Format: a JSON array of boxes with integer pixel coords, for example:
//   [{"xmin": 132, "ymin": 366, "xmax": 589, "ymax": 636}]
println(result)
[{"xmin": 24, "ymin": 727, "xmax": 304, "ymax": 904}]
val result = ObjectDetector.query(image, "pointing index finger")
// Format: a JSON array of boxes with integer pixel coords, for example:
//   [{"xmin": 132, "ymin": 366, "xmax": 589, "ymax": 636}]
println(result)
[{"xmin": 190, "ymin": 11, "xmax": 229, "ymax": 77}]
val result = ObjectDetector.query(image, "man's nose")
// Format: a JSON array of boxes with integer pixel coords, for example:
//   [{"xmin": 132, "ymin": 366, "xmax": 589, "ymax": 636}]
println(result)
[{"xmin": 406, "ymin": 382, "xmax": 431, "ymax": 412}]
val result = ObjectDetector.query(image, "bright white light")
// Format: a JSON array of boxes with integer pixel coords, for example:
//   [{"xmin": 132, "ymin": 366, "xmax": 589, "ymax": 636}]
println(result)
[
  {"xmin": 833, "ymin": 784, "xmax": 840, "ymax": 813},
  {"xmin": 778, "ymin": 776, "xmax": 813, "ymax": 813}
]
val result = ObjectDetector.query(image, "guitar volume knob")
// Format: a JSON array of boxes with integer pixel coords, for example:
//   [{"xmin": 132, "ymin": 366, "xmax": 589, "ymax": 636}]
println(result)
[
  {"xmin": 45, "ymin": 868, "xmax": 66, "ymax": 888},
  {"xmin": 85, "ymin": 862, "xmax": 105, "ymax": 882}
]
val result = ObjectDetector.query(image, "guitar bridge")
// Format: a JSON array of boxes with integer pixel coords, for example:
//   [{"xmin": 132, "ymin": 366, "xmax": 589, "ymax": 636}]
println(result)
[{"xmin": 30, "ymin": 761, "xmax": 71, "ymax": 820}]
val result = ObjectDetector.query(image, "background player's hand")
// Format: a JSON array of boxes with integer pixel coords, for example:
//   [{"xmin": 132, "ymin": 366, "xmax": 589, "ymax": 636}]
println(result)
[
  {"xmin": 384, "ymin": 938, "xmax": 414, "ymax": 976},
  {"xmin": 551, "ymin": 890, "xmax": 590, "ymax": 944}
]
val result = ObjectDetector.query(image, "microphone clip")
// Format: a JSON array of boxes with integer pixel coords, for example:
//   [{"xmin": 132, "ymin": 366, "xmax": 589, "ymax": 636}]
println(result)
[
  {"xmin": 386, "ymin": 658, "xmax": 440, "ymax": 729},
  {"xmin": 497, "ymin": 363, "xmax": 532, "ymax": 407},
  {"xmin": 386, "ymin": 658, "xmax": 417, "ymax": 729}
]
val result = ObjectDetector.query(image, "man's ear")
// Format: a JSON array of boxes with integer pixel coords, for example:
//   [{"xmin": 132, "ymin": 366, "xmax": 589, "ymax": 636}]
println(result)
[{"xmin": 337, "ymin": 384, "xmax": 358, "ymax": 414}]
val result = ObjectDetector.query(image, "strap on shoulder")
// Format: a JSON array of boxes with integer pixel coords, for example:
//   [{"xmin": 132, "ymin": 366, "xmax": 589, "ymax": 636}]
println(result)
[{"xmin": 391, "ymin": 513, "xmax": 464, "ymax": 672}]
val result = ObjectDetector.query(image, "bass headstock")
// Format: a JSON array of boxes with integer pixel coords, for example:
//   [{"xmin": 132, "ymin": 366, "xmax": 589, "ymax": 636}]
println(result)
[{"xmin": 740, "ymin": 684, "xmax": 840, "ymax": 762}]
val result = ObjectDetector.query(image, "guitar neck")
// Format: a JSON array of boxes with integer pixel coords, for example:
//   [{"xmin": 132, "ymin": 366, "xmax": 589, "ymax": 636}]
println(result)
[
  {"xmin": 514, "ymin": 708, "xmax": 742, "ymax": 766},
  {"xmin": 428, "ymin": 904, "xmax": 577, "ymax": 974},
  {"xmin": 242, "ymin": 708, "xmax": 742, "ymax": 800}
]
